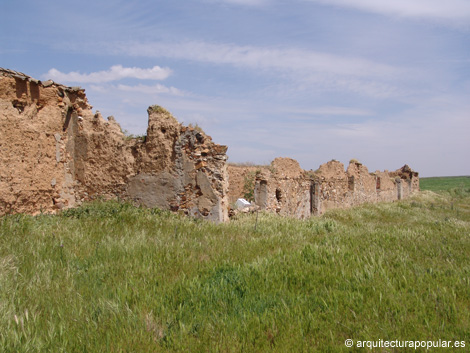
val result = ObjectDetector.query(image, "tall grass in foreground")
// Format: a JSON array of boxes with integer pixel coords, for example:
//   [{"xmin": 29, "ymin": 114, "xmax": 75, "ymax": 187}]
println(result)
[{"xmin": 1, "ymin": 190, "xmax": 470, "ymax": 352}]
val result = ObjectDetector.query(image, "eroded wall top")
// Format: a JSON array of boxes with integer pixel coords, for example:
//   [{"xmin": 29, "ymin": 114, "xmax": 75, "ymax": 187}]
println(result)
[
  {"xmin": 228, "ymin": 157, "xmax": 419, "ymax": 218},
  {"xmin": 0, "ymin": 68, "xmax": 229, "ymax": 222}
]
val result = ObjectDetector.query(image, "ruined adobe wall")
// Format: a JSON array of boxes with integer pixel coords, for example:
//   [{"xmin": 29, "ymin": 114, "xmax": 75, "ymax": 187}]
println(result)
[
  {"xmin": 0, "ymin": 69, "xmax": 90, "ymax": 214},
  {"xmin": 228, "ymin": 157, "xmax": 419, "ymax": 218},
  {"xmin": 253, "ymin": 158, "xmax": 312, "ymax": 218},
  {"xmin": 0, "ymin": 69, "xmax": 229, "ymax": 222},
  {"xmin": 389, "ymin": 165, "xmax": 420, "ymax": 200},
  {"xmin": 228, "ymin": 159, "xmax": 312, "ymax": 218},
  {"xmin": 1, "ymin": 67, "xmax": 418, "ymax": 222},
  {"xmin": 314, "ymin": 160, "xmax": 405, "ymax": 212},
  {"xmin": 127, "ymin": 106, "xmax": 229, "ymax": 221},
  {"xmin": 227, "ymin": 164, "xmax": 267, "ymax": 205},
  {"xmin": 374, "ymin": 170, "xmax": 398, "ymax": 203}
]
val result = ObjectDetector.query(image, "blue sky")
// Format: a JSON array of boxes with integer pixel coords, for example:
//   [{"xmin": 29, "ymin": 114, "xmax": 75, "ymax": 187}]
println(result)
[{"xmin": 1, "ymin": 0, "xmax": 469, "ymax": 177}]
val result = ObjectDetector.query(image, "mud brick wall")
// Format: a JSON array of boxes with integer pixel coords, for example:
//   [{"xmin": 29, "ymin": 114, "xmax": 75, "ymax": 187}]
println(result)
[
  {"xmin": 0, "ymin": 68, "xmax": 229, "ymax": 222},
  {"xmin": 229, "ymin": 158, "xmax": 419, "ymax": 218},
  {"xmin": 227, "ymin": 165, "xmax": 261, "ymax": 205},
  {"xmin": 253, "ymin": 158, "xmax": 312, "ymax": 218},
  {"xmin": 1, "ymin": 67, "xmax": 418, "ymax": 222}
]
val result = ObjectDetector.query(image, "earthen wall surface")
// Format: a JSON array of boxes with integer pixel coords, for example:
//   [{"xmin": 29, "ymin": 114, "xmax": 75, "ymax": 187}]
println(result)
[
  {"xmin": 0, "ymin": 69, "xmax": 229, "ymax": 222},
  {"xmin": 229, "ymin": 158, "xmax": 419, "ymax": 218},
  {"xmin": 1, "ymin": 68, "xmax": 419, "ymax": 221},
  {"xmin": 227, "ymin": 165, "xmax": 261, "ymax": 205}
]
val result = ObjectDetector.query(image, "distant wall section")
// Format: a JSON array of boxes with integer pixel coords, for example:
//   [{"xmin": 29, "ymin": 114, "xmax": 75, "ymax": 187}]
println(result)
[{"xmin": 228, "ymin": 158, "xmax": 419, "ymax": 218}]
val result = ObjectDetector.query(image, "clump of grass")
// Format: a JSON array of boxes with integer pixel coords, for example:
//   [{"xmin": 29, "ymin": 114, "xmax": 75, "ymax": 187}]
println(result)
[
  {"xmin": 187, "ymin": 123, "xmax": 204, "ymax": 133},
  {"xmin": 1, "ymin": 189, "xmax": 470, "ymax": 351},
  {"xmin": 147, "ymin": 105, "xmax": 170, "ymax": 115},
  {"xmin": 122, "ymin": 129, "xmax": 147, "ymax": 142},
  {"xmin": 349, "ymin": 158, "xmax": 362, "ymax": 165}
]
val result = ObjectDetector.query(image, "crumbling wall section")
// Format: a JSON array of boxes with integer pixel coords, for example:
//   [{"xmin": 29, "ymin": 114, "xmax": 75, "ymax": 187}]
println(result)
[
  {"xmin": 0, "ymin": 69, "xmax": 229, "ymax": 222},
  {"xmin": 374, "ymin": 170, "xmax": 398, "ymax": 203},
  {"xmin": 127, "ymin": 106, "xmax": 229, "ymax": 222},
  {"xmin": 314, "ymin": 160, "xmax": 350, "ymax": 211},
  {"xmin": 0, "ymin": 69, "xmax": 92, "ymax": 214},
  {"xmin": 68, "ymin": 111, "xmax": 136, "ymax": 202},
  {"xmin": 1, "ymin": 68, "xmax": 418, "ymax": 222},
  {"xmin": 346, "ymin": 161, "xmax": 377, "ymax": 205},
  {"xmin": 227, "ymin": 164, "xmax": 263, "ymax": 205},
  {"xmin": 228, "ymin": 157, "xmax": 419, "ymax": 218},
  {"xmin": 254, "ymin": 158, "xmax": 311, "ymax": 218},
  {"xmin": 389, "ymin": 164, "xmax": 420, "ymax": 200}
]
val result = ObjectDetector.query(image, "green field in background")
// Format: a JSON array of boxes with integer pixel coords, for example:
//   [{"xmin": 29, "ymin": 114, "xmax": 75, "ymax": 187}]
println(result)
[{"xmin": 420, "ymin": 175, "xmax": 470, "ymax": 193}]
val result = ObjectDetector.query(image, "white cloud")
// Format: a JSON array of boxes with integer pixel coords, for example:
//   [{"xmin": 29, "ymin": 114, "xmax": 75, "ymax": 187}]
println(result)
[
  {"xmin": 43, "ymin": 65, "xmax": 172, "ymax": 83},
  {"xmin": 306, "ymin": 0, "xmax": 470, "ymax": 21}
]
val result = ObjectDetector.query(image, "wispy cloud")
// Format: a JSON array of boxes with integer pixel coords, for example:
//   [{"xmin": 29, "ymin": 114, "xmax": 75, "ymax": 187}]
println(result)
[
  {"xmin": 89, "ymin": 83, "xmax": 183, "ymax": 96},
  {"xmin": 305, "ymin": 0, "xmax": 470, "ymax": 21},
  {"xmin": 102, "ymin": 40, "xmax": 409, "ymax": 98},
  {"xmin": 205, "ymin": 0, "xmax": 268, "ymax": 6},
  {"xmin": 116, "ymin": 41, "xmax": 402, "ymax": 80},
  {"xmin": 116, "ymin": 83, "xmax": 183, "ymax": 96},
  {"xmin": 284, "ymin": 106, "xmax": 373, "ymax": 117},
  {"xmin": 43, "ymin": 65, "xmax": 172, "ymax": 83}
]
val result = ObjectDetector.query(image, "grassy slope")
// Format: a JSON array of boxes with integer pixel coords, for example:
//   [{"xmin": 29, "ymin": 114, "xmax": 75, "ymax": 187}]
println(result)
[{"xmin": 1, "ymin": 181, "xmax": 470, "ymax": 352}]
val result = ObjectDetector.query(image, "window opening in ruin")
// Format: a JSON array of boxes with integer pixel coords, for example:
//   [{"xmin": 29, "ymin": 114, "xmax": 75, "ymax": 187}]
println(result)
[
  {"xmin": 161, "ymin": 128, "xmax": 166, "ymax": 134},
  {"xmin": 275, "ymin": 188, "xmax": 282, "ymax": 202},
  {"xmin": 376, "ymin": 177, "xmax": 381, "ymax": 190}
]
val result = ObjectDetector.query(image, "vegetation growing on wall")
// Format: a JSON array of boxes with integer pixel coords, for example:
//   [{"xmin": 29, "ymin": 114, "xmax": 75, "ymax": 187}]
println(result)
[{"xmin": 242, "ymin": 170, "xmax": 257, "ymax": 202}]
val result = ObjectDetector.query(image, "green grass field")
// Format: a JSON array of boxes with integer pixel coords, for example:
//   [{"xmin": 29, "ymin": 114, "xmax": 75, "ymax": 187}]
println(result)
[
  {"xmin": 420, "ymin": 176, "xmax": 470, "ymax": 194},
  {"xmin": 1, "ymin": 178, "xmax": 470, "ymax": 352}
]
